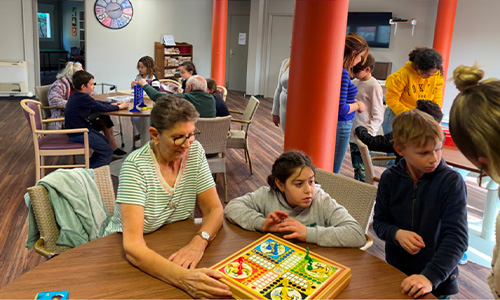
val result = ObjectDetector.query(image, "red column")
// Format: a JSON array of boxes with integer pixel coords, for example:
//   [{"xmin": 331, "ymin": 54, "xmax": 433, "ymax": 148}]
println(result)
[
  {"xmin": 433, "ymin": 0, "xmax": 457, "ymax": 88},
  {"xmin": 284, "ymin": 0, "xmax": 349, "ymax": 171},
  {"xmin": 211, "ymin": 0, "xmax": 228, "ymax": 86}
]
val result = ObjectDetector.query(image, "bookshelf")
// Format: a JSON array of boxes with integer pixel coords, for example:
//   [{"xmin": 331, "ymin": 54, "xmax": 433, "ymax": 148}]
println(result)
[{"xmin": 154, "ymin": 42, "xmax": 193, "ymax": 80}]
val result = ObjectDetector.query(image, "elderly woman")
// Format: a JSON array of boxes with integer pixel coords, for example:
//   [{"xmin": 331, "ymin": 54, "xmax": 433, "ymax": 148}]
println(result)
[
  {"xmin": 104, "ymin": 95, "xmax": 231, "ymax": 299},
  {"xmin": 449, "ymin": 64, "xmax": 500, "ymax": 299},
  {"xmin": 47, "ymin": 61, "xmax": 83, "ymax": 129}
]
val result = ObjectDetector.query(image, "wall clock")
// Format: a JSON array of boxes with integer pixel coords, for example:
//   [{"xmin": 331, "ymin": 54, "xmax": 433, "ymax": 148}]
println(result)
[{"xmin": 94, "ymin": 0, "xmax": 133, "ymax": 29}]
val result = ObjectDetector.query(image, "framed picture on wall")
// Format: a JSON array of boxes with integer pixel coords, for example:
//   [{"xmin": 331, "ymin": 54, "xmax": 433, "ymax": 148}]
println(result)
[
  {"xmin": 72, "ymin": 17, "xmax": 76, "ymax": 26},
  {"xmin": 72, "ymin": 27, "xmax": 77, "ymax": 36}
]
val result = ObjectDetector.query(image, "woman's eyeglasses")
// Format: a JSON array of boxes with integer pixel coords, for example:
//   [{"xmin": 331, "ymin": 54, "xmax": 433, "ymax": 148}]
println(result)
[
  {"xmin": 172, "ymin": 131, "xmax": 201, "ymax": 146},
  {"xmin": 477, "ymin": 169, "xmax": 489, "ymax": 187}
]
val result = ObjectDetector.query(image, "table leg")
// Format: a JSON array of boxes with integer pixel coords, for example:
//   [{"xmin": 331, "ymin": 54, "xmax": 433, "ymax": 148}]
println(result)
[
  {"xmin": 481, "ymin": 179, "xmax": 500, "ymax": 240},
  {"xmin": 139, "ymin": 117, "xmax": 150, "ymax": 147}
]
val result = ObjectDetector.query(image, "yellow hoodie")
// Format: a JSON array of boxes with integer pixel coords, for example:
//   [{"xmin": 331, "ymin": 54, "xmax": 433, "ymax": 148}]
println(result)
[{"xmin": 385, "ymin": 61, "xmax": 443, "ymax": 115}]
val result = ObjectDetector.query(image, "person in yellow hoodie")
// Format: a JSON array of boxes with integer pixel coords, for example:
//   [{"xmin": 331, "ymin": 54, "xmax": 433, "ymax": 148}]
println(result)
[{"xmin": 383, "ymin": 47, "xmax": 444, "ymax": 134}]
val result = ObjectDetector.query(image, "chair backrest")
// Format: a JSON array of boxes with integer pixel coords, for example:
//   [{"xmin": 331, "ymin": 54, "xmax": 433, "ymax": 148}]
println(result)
[
  {"xmin": 21, "ymin": 99, "xmax": 43, "ymax": 132},
  {"xmin": 217, "ymin": 85, "xmax": 227, "ymax": 102},
  {"xmin": 34, "ymin": 85, "xmax": 51, "ymax": 119},
  {"xmin": 159, "ymin": 79, "xmax": 182, "ymax": 93},
  {"xmin": 354, "ymin": 136, "xmax": 377, "ymax": 185},
  {"xmin": 240, "ymin": 96, "xmax": 260, "ymax": 131},
  {"xmin": 195, "ymin": 116, "xmax": 232, "ymax": 154},
  {"xmin": 314, "ymin": 168, "xmax": 377, "ymax": 233},
  {"xmin": 28, "ymin": 165, "xmax": 115, "ymax": 257}
]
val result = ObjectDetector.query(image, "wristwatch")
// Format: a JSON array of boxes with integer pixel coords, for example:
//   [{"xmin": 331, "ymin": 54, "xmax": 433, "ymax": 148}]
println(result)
[{"xmin": 199, "ymin": 231, "xmax": 210, "ymax": 242}]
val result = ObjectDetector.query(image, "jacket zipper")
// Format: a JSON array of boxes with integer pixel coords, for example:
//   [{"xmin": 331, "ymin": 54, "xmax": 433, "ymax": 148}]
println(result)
[{"xmin": 411, "ymin": 180, "xmax": 418, "ymax": 230}]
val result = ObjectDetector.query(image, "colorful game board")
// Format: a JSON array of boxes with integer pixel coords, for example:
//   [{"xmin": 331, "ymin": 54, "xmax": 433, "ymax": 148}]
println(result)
[{"xmin": 211, "ymin": 234, "xmax": 350, "ymax": 299}]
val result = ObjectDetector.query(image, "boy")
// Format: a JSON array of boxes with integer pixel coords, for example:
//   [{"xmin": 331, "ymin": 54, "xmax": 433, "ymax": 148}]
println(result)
[
  {"xmin": 355, "ymin": 100, "xmax": 444, "ymax": 165},
  {"xmin": 373, "ymin": 109, "xmax": 468, "ymax": 298},
  {"xmin": 65, "ymin": 70, "xmax": 128, "ymax": 168},
  {"xmin": 349, "ymin": 53, "xmax": 384, "ymax": 181}
]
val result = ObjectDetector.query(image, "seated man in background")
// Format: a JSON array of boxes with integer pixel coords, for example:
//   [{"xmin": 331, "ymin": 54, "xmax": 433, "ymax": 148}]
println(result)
[{"xmin": 138, "ymin": 75, "xmax": 216, "ymax": 118}]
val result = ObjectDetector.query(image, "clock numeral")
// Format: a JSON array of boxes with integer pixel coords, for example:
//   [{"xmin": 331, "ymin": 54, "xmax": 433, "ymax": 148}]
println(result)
[
  {"xmin": 121, "ymin": 14, "xmax": 131, "ymax": 23},
  {"xmin": 116, "ymin": 18, "xmax": 126, "ymax": 28},
  {"xmin": 121, "ymin": 0, "xmax": 132, "ymax": 8},
  {"xmin": 95, "ymin": 0, "xmax": 107, "ymax": 8}
]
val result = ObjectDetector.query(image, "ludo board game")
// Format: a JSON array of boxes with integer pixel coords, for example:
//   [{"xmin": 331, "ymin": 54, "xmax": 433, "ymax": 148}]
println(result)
[{"xmin": 211, "ymin": 234, "xmax": 351, "ymax": 299}]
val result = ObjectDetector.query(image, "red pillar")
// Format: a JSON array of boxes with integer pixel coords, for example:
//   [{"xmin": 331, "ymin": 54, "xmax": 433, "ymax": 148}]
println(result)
[
  {"xmin": 211, "ymin": 0, "xmax": 228, "ymax": 86},
  {"xmin": 284, "ymin": 0, "xmax": 349, "ymax": 171},
  {"xmin": 433, "ymin": 0, "xmax": 457, "ymax": 89}
]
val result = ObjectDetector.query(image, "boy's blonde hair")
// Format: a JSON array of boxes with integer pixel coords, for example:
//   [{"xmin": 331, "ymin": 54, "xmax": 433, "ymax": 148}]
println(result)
[
  {"xmin": 393, "ymin": 109, "xmax": 444, "ymax": 150},
  {"xmin": 450, "ymin": 64, "xmax": 500, "ymax": 183}
]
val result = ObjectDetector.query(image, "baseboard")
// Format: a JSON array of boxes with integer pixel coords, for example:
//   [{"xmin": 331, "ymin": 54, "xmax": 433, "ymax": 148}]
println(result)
[
  {"xmin": 243, "ymin": 94, "xmax": 264, "ymax": 98},
  {"xmin": 0, "ymin": 95, "xmax": 36, "ymax": 100}
]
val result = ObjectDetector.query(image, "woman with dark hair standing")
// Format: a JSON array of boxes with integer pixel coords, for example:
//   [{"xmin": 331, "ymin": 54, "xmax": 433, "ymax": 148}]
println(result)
[{"xmin": 383, "ymin": 47, "xmax": 444, "ymax": 133}]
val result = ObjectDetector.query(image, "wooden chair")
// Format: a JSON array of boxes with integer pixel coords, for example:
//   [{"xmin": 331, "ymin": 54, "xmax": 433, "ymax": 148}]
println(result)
[
  {"xmin": 28, "ymin": 165, "xmax": 115, "ymax": 258},
  {"xmin": 195, "ymin": 116, "xmax": 232, "ymax": 202},
  {"xmin": 21, "ymin": 99, "xmax": 90, "ymax": 182},
  {"xmin": 217, "ymin": 85, "xmax": 228, "ymax": 102},
  {"xmin": 227, "ymin": 96, "xmax": 260, "ymax": 174},
  {"xmin": 354, "ymin": 136, "xmax": 396, "ymax": 185},
  {"xmin": 34, "ymin": 85, "xmax": 64, "ymax": 129},
  {"xmin": 314, "ymin": 168, "xmax": 378, "ymax": 250}
]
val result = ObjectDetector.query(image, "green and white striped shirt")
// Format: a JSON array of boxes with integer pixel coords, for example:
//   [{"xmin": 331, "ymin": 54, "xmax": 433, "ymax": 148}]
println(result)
[{"xmin": 104, "ymin": 140, "xmax": 214, "ymax": 235}]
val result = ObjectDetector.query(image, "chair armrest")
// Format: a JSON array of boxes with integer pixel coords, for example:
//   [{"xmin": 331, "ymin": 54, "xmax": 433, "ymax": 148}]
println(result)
[
  {"xmin": 231, "ymin": 119, "xmax": 251, "ymax": 124},
  {"xmin": 41, "ymin": 118, "xmax": 65, "ymax": 123},
  {"xmin": 229, "ymin": 109, "xmax": 243, "ymax": 114},
  {"xmin": 36, "ymin": 128, "xmax": 89, "ymax": 135},
  {"xmin": 360, "ymin": 234, "xmax": 373, "ymax": 251},
  {"xmin": 41, "ymin": 105, "xmax": 65, "ymax": 110},
  {"xmin": 372, "ymin": 156, "xmax": 397, "ymax": 161},
  {"xmin": 374, "ymin": 177, "xmax": 380, "ymax": 182},
  {"xmin": 34, "ymin": 237, "xmax": 55, "ymax": 258}
]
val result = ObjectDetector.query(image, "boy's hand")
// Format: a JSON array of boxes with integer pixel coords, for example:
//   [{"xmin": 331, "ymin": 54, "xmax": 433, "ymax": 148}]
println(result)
[
  {"xmin": 261, "ymin": 210, "xmax": 289, "ymax": 232},
  {"xmin": 395, "ymin": 229, "xmax": 425, "ymax": 254},
  {"xmin": 355, "ymin": 100, "xmax": 366, "ymax": 113},
  {"xmin": 278, "ymin": 217, "xmax": 307, "ymax": 242},
  {"xmin": 401, "ymin": 274, "xmax": 432, "ymax": 298},
  {"xmin": 117, "ymin": 102, "xmax": 129, "ymax": 110}
]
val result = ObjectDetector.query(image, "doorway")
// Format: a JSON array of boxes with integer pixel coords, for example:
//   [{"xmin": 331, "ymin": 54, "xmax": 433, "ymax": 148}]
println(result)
[{"xmin": 226, "ymin": 14, "xmax": 250, "ymax": 92}]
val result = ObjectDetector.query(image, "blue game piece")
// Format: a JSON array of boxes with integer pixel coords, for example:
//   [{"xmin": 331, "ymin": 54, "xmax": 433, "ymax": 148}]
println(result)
[
  {"xmin": 266, "ymin": 242, "xmax": 272, "ymax": 250},
  {"xmin": 273, "ymin": 242, "xmax": 279, "ymax": 255}
]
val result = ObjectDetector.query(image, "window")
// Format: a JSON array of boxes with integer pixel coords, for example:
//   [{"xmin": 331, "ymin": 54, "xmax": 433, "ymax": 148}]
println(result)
[{"xmin": 38, "ymin": 12, "xmax": 52, "ymax": 39}]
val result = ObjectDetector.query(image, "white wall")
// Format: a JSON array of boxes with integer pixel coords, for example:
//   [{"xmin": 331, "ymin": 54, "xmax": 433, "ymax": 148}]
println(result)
[
  {"xmin": 61, "ymin": 1, "xmax": 84, "ymax": 52},
  {"xmin": 85, "ymin": 0, "xmax": 213, "ymax": 91},
  {"xmin": 442, "ymin": 0, "xmax": 500, "ymax": 119},
  {"xmin": 0, "ymin": 0, "xmax": 36, "ymax": 94}
]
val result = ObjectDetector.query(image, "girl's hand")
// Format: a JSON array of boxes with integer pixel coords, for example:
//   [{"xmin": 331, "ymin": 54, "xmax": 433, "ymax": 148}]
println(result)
[
  {"xmin": 131, "ymin": 81, "xmax": 138, "ymax": 88},
  {"xmin": 355, "ymin": 100, "xmax": 366, "ymax": 113},
  {"xmin": 272, "ymin": 115, "xmax": 280, "ymax": 127},
  {"xmin": 262, "ymin": 210, "xmax": 289, "ymax": 232},
  {"xmin": 278, "ymin": 217, "xmax": 307, "ymax": 242},
  {"xmin": 179, "ymin": 268, "xmax": 233, "ymax": 299}
]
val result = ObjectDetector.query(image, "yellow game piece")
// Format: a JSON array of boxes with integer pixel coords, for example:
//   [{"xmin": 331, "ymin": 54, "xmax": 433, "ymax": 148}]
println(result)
[
  {"xmin": 306, "ymin": 281, "xmax": 313, "ymax": 294},
  {"xmin": 140, "ymin": 106, "xmax": 153, "ymax": 111}
]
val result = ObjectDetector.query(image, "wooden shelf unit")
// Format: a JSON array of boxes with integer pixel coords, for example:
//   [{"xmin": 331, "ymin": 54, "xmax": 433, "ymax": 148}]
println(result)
[{"xmin": 154, "ymin": 41, "xmax": 193, "ymax": 80}]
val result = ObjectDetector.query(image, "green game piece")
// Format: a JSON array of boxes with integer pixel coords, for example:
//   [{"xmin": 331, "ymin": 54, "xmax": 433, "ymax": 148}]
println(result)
[
  {"xmin": 307, "ymin": 257, "xmax": 313, "ymax": 270},
  {"xmin": 305, "ymin": 247, "xmax": 310, "ymax": 261}
]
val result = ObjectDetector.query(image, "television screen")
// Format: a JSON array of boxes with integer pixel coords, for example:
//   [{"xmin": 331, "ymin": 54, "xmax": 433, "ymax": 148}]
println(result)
[{"xmin": 347, "ymin": 12, "xmax": 392, "ymax": 48}]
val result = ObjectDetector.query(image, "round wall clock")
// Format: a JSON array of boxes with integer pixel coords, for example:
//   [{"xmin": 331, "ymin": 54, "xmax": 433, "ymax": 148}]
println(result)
[{"xmin": 94, "ymin": 0, "xmax": 133, "ymax": 29}]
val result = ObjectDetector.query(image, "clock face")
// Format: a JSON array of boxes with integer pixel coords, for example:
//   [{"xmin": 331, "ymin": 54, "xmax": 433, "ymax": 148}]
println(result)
[{"xmin": 94, "ymin": 0, "xmax": 133, "ymax": 29}]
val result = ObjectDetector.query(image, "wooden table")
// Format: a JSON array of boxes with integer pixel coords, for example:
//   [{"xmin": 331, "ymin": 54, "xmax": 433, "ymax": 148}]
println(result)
[
  {"xmin": 0, "ymin": 220, "xmax": 433, "ymax": 299},
  {"xmin": 442, "ymin": 145, "xmax": 499, "ymax": 240},
  {"xmin": 92, "ymin": 92, "xmax": 154, "ymax": 147}
]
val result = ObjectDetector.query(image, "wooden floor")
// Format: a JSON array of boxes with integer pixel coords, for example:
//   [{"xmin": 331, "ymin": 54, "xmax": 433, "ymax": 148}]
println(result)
[{"xmin": 0, "ymin": 92, "xmax": 492, "ymax": 298}]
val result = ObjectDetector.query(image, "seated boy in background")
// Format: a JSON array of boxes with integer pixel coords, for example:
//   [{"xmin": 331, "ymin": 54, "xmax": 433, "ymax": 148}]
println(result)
[
  {"xmin": 65, "ymin": 70, "xmax": 128, "ymax": 168},
  {"xmin": 373, "ymin": 109, "xmax": 468, "ymax": 298}
]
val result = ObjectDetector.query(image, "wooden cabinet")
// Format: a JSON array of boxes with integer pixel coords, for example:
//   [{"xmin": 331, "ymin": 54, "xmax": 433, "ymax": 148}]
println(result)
[{"xmin": 154, "ymin": 42, "xmax": 193, "ymax": 80}]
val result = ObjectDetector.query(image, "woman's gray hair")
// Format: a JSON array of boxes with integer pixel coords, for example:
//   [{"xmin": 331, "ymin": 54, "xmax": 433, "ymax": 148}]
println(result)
[
  {"xmin": 150, "ymin": 95, "xmax": 199, "ymax": 132},
  {"xmin": 56, "ymin": 61, "xmax": 82, "ymax": 82}
]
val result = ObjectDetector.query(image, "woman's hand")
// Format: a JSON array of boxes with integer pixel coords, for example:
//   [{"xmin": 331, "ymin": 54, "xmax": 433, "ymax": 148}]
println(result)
[
  {"xmin": 262, "ymin": 210, "xmax": 289, "ymax": 232},
  {"xmin": 168, "ymin": 236, "xmax": 208, "ymax": 269},
  {"xmin": 355, "ymin": 100, "xmax": 366, "ymax": 113},
  {"xmin": 278, "ymin": 217, "xmax": 307, "ymax": 242},
  {"xmin": 272, "ymin": 115, "xmax": 280, "ymax": 127},
  {"xmin": 179, "ymin": 268, "xmax": 233, "ymax": 299}
]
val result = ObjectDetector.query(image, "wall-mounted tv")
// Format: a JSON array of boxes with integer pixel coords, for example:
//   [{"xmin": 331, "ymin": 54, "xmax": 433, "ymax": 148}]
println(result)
[{"xmin": 346, "ymin": 12, "xmax": 392, "ymax": 48}]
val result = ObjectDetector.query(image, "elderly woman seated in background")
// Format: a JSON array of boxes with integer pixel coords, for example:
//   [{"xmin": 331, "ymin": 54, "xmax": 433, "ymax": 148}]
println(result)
[{"xmin": 104, "ymin": 95, "xmax": 231, "ymax": 299}]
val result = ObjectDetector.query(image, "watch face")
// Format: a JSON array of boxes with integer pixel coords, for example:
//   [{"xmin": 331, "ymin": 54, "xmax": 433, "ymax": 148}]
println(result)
[
  {"xmin": 94, "ymin": 0, "xmax": 133, "ymax": 29},
  {"xmin": 201, "ymin": 231, "xmax": 210, "ymax": 240}
]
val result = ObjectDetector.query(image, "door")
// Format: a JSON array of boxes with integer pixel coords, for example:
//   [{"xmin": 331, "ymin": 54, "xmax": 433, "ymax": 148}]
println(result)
[
  {"xmin": 227, "ymin": 15, "xmax": 249, "ymax": 92},
  {"xmin": 265, "ymin": 15, "xmax": 293, "ymax": 98}
]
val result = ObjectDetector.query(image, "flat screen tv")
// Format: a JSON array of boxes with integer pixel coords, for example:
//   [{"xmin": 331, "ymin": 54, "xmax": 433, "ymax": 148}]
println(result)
[{"xmin": 346, "ymin": 12, "xmax": 392, "ymax": 48}]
